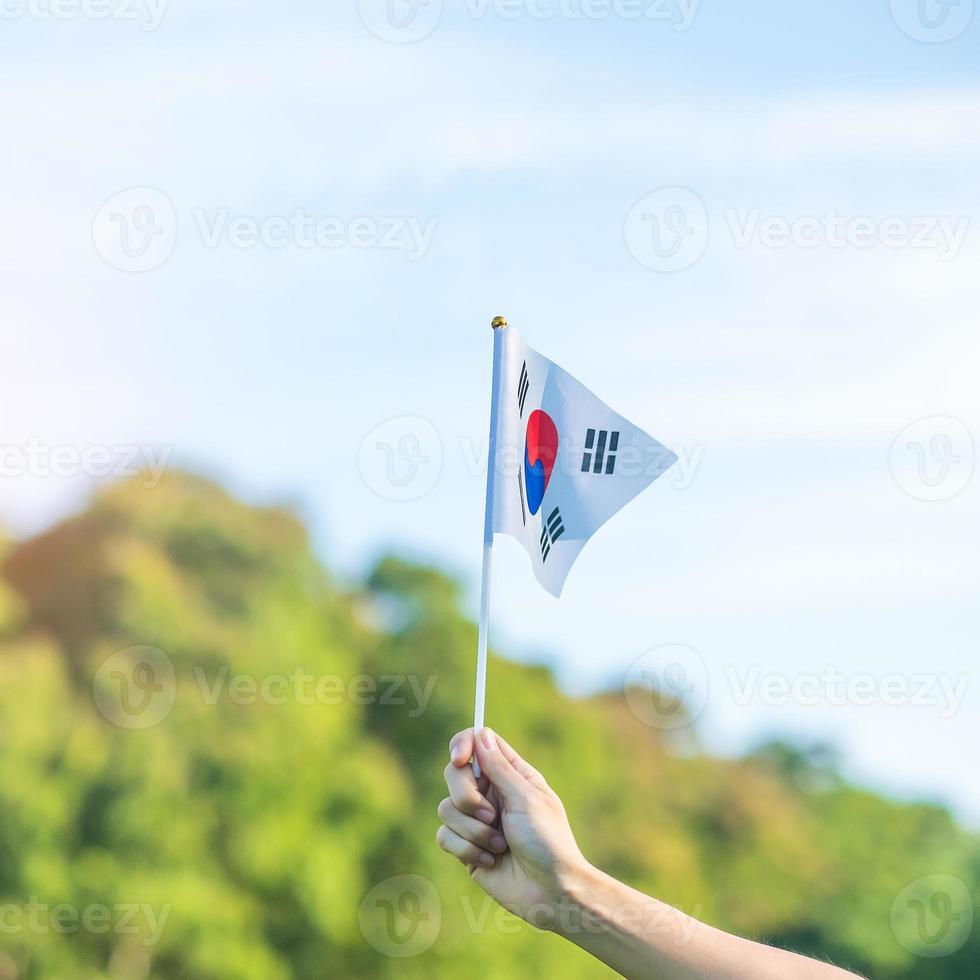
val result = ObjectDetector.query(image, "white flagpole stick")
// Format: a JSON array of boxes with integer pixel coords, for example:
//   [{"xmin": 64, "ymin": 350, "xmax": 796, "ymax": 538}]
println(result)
[{"xmin": 473, "ymin": 314, "xmax": 507, "ymax": 778}]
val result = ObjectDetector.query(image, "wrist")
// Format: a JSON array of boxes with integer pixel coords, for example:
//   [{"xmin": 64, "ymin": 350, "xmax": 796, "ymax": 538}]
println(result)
[
  {"xmin": 555, "ymin": 856, "xmax": 601, "ymax": 905},
  {"xmin": 545, "ymin": 858, "xmax": 607, "ymax": 936},
  {"xmin": 552, "ymin": 861, "xmax": 689, "ymax": 949}
]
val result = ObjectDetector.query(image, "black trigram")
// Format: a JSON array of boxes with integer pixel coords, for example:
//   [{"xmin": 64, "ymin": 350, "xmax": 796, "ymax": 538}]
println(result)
[
  {"xmin": 582, "ymin": 429, "xmax": 620, "ymax": 475},
  {"xmin": 539, "ymin": 506, "xmax": 565, "ymax": 563},
  {"xmin": 517, "ymin": 361, "xmax": 529, "ymax": 417}
]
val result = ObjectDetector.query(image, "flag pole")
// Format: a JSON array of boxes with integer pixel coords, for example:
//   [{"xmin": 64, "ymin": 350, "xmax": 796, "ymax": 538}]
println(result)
[{"xmin": 473, "ymin": 314, "xmax": 507, "ymax": 778}]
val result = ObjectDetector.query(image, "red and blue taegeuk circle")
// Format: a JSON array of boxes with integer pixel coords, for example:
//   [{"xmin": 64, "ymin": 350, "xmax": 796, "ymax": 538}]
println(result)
[{"xmin": 524, "ymin": 410, "xmax": 558, "ymax": 516}]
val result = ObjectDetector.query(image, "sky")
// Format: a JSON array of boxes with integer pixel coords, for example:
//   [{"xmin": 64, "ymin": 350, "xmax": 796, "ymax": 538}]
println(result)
[{"xmin": 1, "ymin": 0, "xmax": 979, "ymax": 822}]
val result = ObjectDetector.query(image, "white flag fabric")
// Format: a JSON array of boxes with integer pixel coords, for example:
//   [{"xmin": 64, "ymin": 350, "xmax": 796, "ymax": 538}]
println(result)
[{"xmin": 488, "ymin": 326, "xmax": 677, "ymax": 597}]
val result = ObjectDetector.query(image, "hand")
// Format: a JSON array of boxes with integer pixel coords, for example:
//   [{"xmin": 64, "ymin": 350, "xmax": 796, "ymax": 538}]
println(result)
[
  {"xmin": 436, "ymin": 727, "xmax": 588, "ymax": 928},
  {"xmin": 437, "ymin": 729, "xmax": 866, "ymax": 980}
]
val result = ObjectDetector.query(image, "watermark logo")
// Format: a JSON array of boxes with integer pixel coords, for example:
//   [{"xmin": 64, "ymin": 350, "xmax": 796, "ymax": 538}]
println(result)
[
  {"xmin": 358, "ymin": 416, "xmax": 443, "ymax": 502},
  {"xmin": 96, "ymin": 650, "xmax": 439, "ymax": 726},
  {"xmin": 0, "ymin": 899, "xmax": 171, "ymax": 946},
  {"xmin": 625, "ymin": 195, "xmax": 970, "ymax": 272},
  {"xmin": 192, "ymin": 667, "xmax": 437, "ymax": 717},
  {"xmin": 93, "ymin": 194, "xmax": 438, "ymax": 271},
  {"xmin": 359, "ymin": 423, "xmax": 700, "ymax": 503},
  {"xmin": 358, "ymin": 874, "xmax": 441, "ymax": 957},
  {"xmin": 93, "ymin": 646, "xmax": 176, "ymax": 729},
  {"xmin": 624, "ymin": 187, "xmax": 709, "ymax": 273},
  {"xmin": 359, "ymin": 0, "xmax": 699, "ymax": 38},
  {"xmin": 358, "ymin": 0, "xmax": 443, "ymax": 43},
  {"xmin": 890, "ymin": 0, "xmax": 974, "ymax": 42},
  {"xmin": 457, "ymin": 435, "xmax": 702, "ymax": 491},
  {"xmin": 726, "ymin": 209, "xmax": 968, "ymax": 261},
  {"xmin": 726, "ymin": 665, "xmax": 969, "ymax": 718},
  {"xmin": 458, "ymin": 890, "xmax": 704, "ymax": 941},
  {"xmin": 891, "ymin": 875, "xmax": 974, "ymax": 957},
  {"xmin": 192, "ymin": 209, "xmax": 437, "ymax": 259},
  {"xmin": 889, "ymin": 416, "xmax": 974, "ymax": 502},
  {"xmin": 624, "ymin": 644, "xmax": 709, "ymax": 730},
  {"xmin": 0, "ymin": 0, "xmax": 169, "ymax": 30},
  {"xmin": 92, "ymin": 188, "xmax": 177, "ymax": 273},
  {"xmin": 0, "ymin": 440, "xmax": 172, "ymax": 488}
]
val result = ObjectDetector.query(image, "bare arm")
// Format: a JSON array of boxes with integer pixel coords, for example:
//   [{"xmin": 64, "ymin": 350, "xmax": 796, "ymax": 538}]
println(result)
[{"xmin": 437, "ymin": 728, "xmax": 863, "ymax": 980}]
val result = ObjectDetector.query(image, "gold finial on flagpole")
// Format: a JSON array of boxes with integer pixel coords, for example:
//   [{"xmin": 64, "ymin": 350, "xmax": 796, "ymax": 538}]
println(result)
[{"xmin": 491, "ymin": 315, "xmax": 508, "ymax": 330}]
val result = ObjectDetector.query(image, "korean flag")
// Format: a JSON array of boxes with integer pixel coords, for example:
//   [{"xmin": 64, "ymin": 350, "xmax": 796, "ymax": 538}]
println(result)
[{"xmin": 488, "ymin": 325, "xmax": 678, "ymax": 597}]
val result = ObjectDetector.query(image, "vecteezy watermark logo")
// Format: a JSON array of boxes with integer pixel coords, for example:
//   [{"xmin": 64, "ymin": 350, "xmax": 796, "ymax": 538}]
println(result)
[
  {"xmin": 192, "ymin": 667, "xmax": 438, "ymax": 717},
  {"xmin": 0, "ymin": 899, "xmax": 171, "ymax": 947},
  {"xmin": 458, "ymin": 891, "xmax": 704, "ymax": 941},
  {"xmin": 92, "ymin": 188, "xmax": 177, "ymax": 273},
  {"xmin": 0, "ymin": 440, "xmax": 172, "ymax": 488},
  {"xmin": 358, "ymin": 874, "xmax": 441, "ymax": 957},
  {"xmin": 359, "ymin": 0, "xmax": 700, "ymax": 38},
  {"xmin": 0, "ymin": 0, "xmax": 169, "ymax": 30},
  {"xmin": 890, "ymin": 0, "xmax": 974, "ymax": 42},
  {"xmin": 889, "ymin": 416, "xmax": 974, "ymax": 502},
  {"xmin": 92, "ymin": 646, "xmax": 176, "ymax": 729},
  {"xmin": 726, "ymin": 209, "xmax": 969, "ymax": 262},
  {"xmin": 358, "ymin": 417, "xmax": 443, "ymax": 502},
  {"xmin": 726, "ymin": 665, "xmax": 969, "ymax": 719},
  {"xmin": 624, "ymin": 187, "xmax": 709, "ymax": 273},
  {"xmin": 474, "ymin": 0, "xmax": 701, "ymax": 28},
  {"xmin": 358, "ymin": 0, "xmax": 443, "ymax": 43},
  {"xmin": 624, "ymin": 644, "xmax": 709, "ymax": 730},
  {"xmin": 192, "ymin": 209, "xmax": 438, "ymax": 259},
  {"xmin": 453, "ymin": 434, "xmax": 702, "ymax": 492},
  {"xmin": 891, "ymin": 875, "xmax": 974, "ymax": 958},
  {"xmin": 93, "ymin": 194, "xmax": 438, "ymax": 271},
  {"xmin": 625, "ymin": 195, "xmax": 971, "ymax": 272}
]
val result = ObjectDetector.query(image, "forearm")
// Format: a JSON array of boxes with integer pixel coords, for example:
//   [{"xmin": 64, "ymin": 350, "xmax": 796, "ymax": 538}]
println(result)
[{"xmin": 553, "ymin": 862, "xmax": 863, "ymax": 980}]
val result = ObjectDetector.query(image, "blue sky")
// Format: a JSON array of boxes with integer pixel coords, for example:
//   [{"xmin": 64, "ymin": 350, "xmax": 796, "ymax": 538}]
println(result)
[{"xmin": 1, "ymin": 0, "xmax": 979, "ymax": 822}]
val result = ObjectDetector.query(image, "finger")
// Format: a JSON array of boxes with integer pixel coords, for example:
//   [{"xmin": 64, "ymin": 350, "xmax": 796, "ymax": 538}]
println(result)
[
  {"xmin": 493, "ymin": 732, "xmax": 550, "ymax": 789},
  {"xmin": 437, "ymin": 798, "xmax": 508, "ymax": 853},
  {"xmin": 436, "ymin": 824, "xmax": 496, "ymax": 869},
  {"xmin": 449, "ymin": 729, "xmax": 475, "ymax": 767},
  {"xmin": 444, "ymin": 759, "xmax": 496, "ymax": 824},
  {"xmin": 449, "ymin": 729, "xmax": 491, "ymax": 794},
  {"xmin": 474, "ymin": 728, "xmax": 532, "ymax": 804}
]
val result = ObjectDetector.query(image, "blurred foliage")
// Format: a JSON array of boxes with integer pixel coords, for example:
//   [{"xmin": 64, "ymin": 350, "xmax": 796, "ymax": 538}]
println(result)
[{"xmin": 0, "ymin": 472, "xmax": 976, "ymax": 978}]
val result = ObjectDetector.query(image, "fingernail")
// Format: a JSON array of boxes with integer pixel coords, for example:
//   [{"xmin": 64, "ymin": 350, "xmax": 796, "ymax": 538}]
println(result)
[
  {"xmin": 480, "ymin": 728, "xmax": 496, "ymax": 751},
  {"xmin": 450, "ymin": 743, "xmax": 460, "ymax": 763},
  {"xmin": 475, "ymin": 808, "xmax": 494, "ymax": 823},
  {"xmin": 478, "ymin": 852, "xmax": 495, "ymax": 868},
  {"xmin": 490, "ymin": 834, "xmax": 507, "ymax": 852}
]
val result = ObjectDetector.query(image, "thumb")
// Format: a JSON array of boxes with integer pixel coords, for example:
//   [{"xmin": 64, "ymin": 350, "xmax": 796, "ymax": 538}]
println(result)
[{"xmin": 475, "ymin": 728, "xmax": 530, "ymax": 804}]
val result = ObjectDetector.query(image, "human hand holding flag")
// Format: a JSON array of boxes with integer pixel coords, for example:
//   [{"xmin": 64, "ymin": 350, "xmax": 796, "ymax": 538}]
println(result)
[
  {"xmin": 440, "ymin": 727, "xmax": 588, "ymax": 921},
  {"xmin": 439, "ymin": 729, "xmax": 866, "ymax": 980}
]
